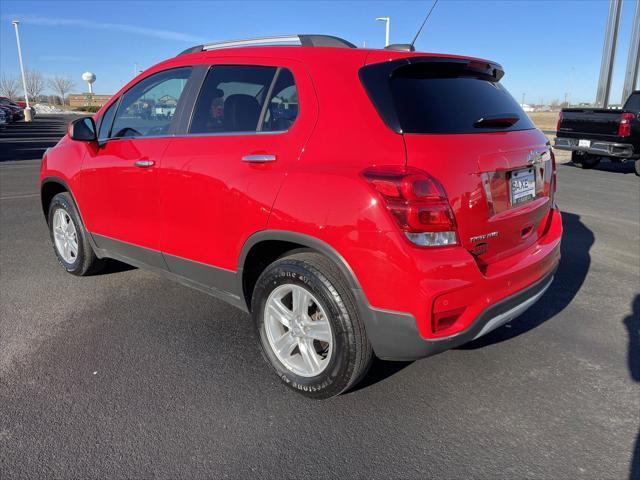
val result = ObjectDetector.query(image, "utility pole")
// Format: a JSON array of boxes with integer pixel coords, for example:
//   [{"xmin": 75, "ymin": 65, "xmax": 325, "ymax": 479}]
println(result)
[
  {"xmin": 12, "ymin": 20, "xmax": 33, "ymax": 122},
  {"xmin": 622, "ymin": 0, "xmax": 640, "ymax": 103},
  {"xmin": 567, "ymin": 66, "xmax": 575, "ymax": 107},
  {"xmin": 596, "ymin": 0, "xmax": 623, "ymax": 108},
  {"xmin": 376, "ymin": 17, "xmax": 390, "ymax": 46}
]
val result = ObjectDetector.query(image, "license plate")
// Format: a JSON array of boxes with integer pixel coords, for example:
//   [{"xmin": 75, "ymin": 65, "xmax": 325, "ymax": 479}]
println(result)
[
  {"xmin": 510, "ymin": 168, "xmax": 536, "ymax": 206},
  {"xmin": 578, "ymin": 139, "xmax": 591, "ymax": 148}
]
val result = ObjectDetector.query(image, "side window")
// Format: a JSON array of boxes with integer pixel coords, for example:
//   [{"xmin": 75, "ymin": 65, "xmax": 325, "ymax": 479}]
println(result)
[
  {"xmin": 97, "ymin": 99, "xmax": 118, "ymax": 141},
  {"xmin": 261, "ymin": 69, "xmax": 299, "ymax": 132},
  {"xmin": 190, "ymin": 65, "xmax": 277, "ymax": 134},
  {"xmin": 111, "ymin": 67, "xmax": 191, "ymax": 138}
]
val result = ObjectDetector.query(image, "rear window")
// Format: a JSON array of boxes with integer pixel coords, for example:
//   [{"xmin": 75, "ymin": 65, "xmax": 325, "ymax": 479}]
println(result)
[
  {"xmin": 624, "ymin": 92, "xmax": 640, "ymax": 111},
  {"xmin": 362, "ymin": 60, "xmax": 535, "ymax": 134}
]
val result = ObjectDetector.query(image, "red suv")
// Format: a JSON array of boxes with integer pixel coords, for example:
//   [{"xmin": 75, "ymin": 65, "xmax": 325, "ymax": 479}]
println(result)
[{"xmin": 40, "ymin": 35, "xmax": 562, "ymax": 398}]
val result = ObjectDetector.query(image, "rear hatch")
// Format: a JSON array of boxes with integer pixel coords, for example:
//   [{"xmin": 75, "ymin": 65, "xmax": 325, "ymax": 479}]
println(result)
[
  {"xmin": 360, "ymin": 57, "xmax": 555, "ymax": 266},
  {"xmin": 558, "ymin": 108, "xmax": 621, "ymax": 139}
]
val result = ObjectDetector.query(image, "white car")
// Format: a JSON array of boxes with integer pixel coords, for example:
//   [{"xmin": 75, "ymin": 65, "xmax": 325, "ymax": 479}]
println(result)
[
  {"xmin": 154, "ymin": 104, "xmax": 176, "ymax": 118},
  {"xmin": 0, "ymin": 108, "xmax": 8, "ymax": 128}
]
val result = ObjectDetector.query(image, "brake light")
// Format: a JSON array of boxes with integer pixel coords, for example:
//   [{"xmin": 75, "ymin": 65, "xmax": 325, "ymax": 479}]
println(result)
[
  {"xmin": 618, "ymin": 112, "xmax": 634, "ymax": 137},
  {"xmin": 362, "ymin": 166, "xmax": 458, "ymax": 247},
  {"xmin": 556, "ymin": 111, "xmax": 563, "ymax": 133}
]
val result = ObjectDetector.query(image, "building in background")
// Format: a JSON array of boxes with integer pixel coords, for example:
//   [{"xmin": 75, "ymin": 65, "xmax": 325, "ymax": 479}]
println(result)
[{"xmin": 68, "ymin": 93, "xmax": 112, "ymax": 108}]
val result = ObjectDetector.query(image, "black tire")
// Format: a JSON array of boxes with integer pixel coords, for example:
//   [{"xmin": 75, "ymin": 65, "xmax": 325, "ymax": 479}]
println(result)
[
  {"xmin": 252, "ymin": 252, "xmax": 373, "ymax": 399},
  {"xmin": 573, "ymin": 152, "xmax": 601, "ymax": 169},
  {"xmin": 47, "ymin": 192, "xmax": 105, "ymax": 276},
  {"xmin": 635, "ymin": 159, "xmax": 640, "ymax": 177}
]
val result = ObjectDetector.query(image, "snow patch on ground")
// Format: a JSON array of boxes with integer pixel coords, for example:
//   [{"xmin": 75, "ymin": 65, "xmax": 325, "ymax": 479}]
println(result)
[{"xmin": 33, "ymin": 104, "xmax": 79, "ymax": 114}]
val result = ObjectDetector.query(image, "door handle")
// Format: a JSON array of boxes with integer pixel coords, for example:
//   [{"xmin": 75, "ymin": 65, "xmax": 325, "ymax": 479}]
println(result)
[
  {"xmin": 134, "ymin": 160, "xmax": 155, "ymax": 168},
  {"xmin": 242, "ymin": 154, "xmax": 276, "ymax": 163}
]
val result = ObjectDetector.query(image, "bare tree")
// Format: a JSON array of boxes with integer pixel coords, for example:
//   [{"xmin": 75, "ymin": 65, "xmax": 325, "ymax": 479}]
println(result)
[
  {"xmin": 48, "ymin": 75, "xmax": 75, "ymax": 106},
  {"xmin": 24, "ymin": 69, "xmax": 45, "ymax": 104},
  {"xmin": 0, "ymin": 74, "xmax": 20, "ymax": 101}
]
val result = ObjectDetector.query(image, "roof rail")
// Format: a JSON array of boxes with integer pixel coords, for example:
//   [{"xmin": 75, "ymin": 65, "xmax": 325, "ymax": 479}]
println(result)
[{"xmin": 178, "ymin": 34, "xmax": 356, "ymax": 56}]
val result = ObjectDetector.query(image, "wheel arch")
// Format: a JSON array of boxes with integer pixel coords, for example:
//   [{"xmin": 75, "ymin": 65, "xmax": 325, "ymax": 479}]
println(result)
[
  {"xmin": 41, "ymin": 177, "xmax": 71, "ymax": 220},
  {"xmin": 40, "ymin": 176, "xmax": 91, "ymax": 236},
  {"xmin": 237, "ymin": 230, "xmax": 366, "ymax": 312}
]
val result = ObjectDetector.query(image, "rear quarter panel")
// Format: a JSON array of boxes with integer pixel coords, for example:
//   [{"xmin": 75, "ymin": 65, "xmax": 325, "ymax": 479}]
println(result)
[{"xmin": 266, "ymin": 51, "xmax": 413, "ymax": 310}]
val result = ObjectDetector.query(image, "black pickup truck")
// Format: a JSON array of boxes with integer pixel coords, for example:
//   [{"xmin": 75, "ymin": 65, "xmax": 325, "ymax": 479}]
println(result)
[{"xmin": 555, "ymin": 90, "xmax": 640, "ymax": 175}]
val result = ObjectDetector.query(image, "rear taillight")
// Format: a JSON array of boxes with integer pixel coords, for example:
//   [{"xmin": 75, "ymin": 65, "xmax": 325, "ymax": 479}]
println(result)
[
  {"xmin": 618, "ymin": 112, "xmax": 634, "ymax": 137},
  {"xmin": 556, "ymin": 111, "xmax": 563, "ymax": 133},
  {"xmin": 362, "ymin": 166, "xmax": 458, "ymax": 247}
]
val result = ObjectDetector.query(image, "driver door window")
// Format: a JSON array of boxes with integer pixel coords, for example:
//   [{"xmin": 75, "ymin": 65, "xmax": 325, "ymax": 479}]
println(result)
[{"xmin": 110, "ymin": 67, "xmax": 191, "ymax": 139}]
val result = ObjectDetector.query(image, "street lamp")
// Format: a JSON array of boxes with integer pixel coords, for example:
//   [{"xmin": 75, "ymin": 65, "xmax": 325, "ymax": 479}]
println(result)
[
  {"xmin": 11, "ymin": 20, "xmax": 33, "ymax": 122},
  {"xmin": 376, "ymin": 17, "xmax": 390, "ymax": 47}
]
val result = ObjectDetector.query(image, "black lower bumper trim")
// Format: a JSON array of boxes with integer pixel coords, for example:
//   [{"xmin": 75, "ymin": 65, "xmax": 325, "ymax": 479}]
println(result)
[{"xmin": 365, "ymin": 266, "xmax": 558, "ymax": 361}]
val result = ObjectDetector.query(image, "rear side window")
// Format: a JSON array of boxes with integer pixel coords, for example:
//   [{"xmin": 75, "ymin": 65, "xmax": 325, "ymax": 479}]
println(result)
[
  {"xmin": 261, "ymin": 69, "xmax": 299, "ymax": 132},
  {"xmin": 362, "ymin": 61, "xmax": 535, "ymax": 134},
  {"xmin": 190, "ymin": 65, "xmax": 277, "ymax": 134},
  {"xmin": 190, "ymin": 65, "xmax": 299, "ymax": 134}
]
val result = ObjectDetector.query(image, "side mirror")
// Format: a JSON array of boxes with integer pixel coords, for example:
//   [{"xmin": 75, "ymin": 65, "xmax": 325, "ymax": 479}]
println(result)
[{"xmin": 69, "ymin": 117, "xmax": 97, "ymax": 142}]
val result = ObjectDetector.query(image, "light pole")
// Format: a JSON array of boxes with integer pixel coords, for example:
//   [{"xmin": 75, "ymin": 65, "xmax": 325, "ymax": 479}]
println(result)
[
  {"xmin": 376, "ymin": 17, "xmax": 390, "ymax": 47},
  {"xmin": 12, "ymin": 20, "xmax": 33, "ymax": 122}
]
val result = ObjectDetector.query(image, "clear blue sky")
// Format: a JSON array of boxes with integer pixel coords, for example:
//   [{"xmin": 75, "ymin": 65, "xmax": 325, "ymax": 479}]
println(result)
[{"xmin": 0, "ymin": 0, "xmax": 637, "ymax": 105}]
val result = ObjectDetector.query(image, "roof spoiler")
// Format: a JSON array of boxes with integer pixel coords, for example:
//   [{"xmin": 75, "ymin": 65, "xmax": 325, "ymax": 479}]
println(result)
[{"xmin": 359, "ymin": 56, "xmax": 505, "ymax": 133}]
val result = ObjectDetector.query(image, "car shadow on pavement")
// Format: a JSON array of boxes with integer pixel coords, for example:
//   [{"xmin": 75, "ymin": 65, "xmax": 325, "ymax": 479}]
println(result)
[
  {"xmin": 99, "ymin": 259, "xmax": 137, "ymax": 275},
  {"xmin": 353, "ymin": 211, "xmax": 593, "ymax": 393},
  {"xmin": 459, "ymin": 210, "xmax": 593, "ymax": 350},
  {"xmin": 566, "ymin": 160, "xmax": 637, "ymax": 175},
  {"xmin": 348, "ymin": 357, "xmax": 412, "ymax": 393},
  {"xmin": 624, "ymin": 295, "xmax": 640, "ymax": 480}
]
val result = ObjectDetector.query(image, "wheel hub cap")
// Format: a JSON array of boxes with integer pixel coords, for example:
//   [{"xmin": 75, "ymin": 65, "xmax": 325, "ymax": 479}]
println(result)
[
  {"xmin": 264, "ymin": 284, "xmax": 333, "ymax": 377},
  {"xmin": 52, "ymin": 208, "xmax": 78, "ymax": 264}
]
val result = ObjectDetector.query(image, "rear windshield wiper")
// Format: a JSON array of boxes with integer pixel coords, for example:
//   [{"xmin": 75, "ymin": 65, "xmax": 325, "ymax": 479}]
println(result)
[{"xmin": 474, "ymin": 113, "xmax": 520, "ymax": 128}]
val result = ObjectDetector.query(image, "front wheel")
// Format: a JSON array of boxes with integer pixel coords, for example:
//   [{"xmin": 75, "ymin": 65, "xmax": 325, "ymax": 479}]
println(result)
[
  {"xmin": 48, "ymin": 192, "xmax": 105, "ymax": 276},
  {"xmin": 252, "ymin": 252, "xmax": 373, "ymax": 399},
  {"xmin": 635, "ymin": 159, "xmax": 640, "ymax": 176}
]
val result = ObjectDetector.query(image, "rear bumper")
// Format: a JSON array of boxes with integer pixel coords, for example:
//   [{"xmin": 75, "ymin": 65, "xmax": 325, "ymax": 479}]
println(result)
[
  {"xmin": 366, "ymin": 266, "xmax": 556, "ymax": 360},
  {"xmin": 554, "ymin": 137, "xmax": 636, "ymax": 158},
  {"xmin": 361, "ymin": 205, "xmax": 562, "ymax": 361}
]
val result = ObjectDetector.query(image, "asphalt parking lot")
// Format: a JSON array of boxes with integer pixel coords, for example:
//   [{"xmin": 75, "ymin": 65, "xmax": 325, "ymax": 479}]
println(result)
[{"xmin": 0, "ymin": 116, "xmax": 638, "ymax": 479}]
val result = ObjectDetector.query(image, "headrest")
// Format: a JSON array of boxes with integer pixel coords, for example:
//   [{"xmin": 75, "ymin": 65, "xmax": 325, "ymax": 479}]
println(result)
[{"xmin": 223, "ymin": 94, "xmax": 260, "ymax": 131}]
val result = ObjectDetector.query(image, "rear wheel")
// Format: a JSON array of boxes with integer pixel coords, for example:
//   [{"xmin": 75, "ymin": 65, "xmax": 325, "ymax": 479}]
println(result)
[
  {"xmin": 635, "ymin": 159, "xmax": 640, "ymax": 177},
  {"xmin": 48, "ymin": 192, "xmax": 105, "ymax": 276},
  {"xmin": 572, "ymin": 152, "xmax": 600, "ymax": 169},
  {"xmin": 252, "ymin": 252, "xmax": 373, "ymax": 399}
]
